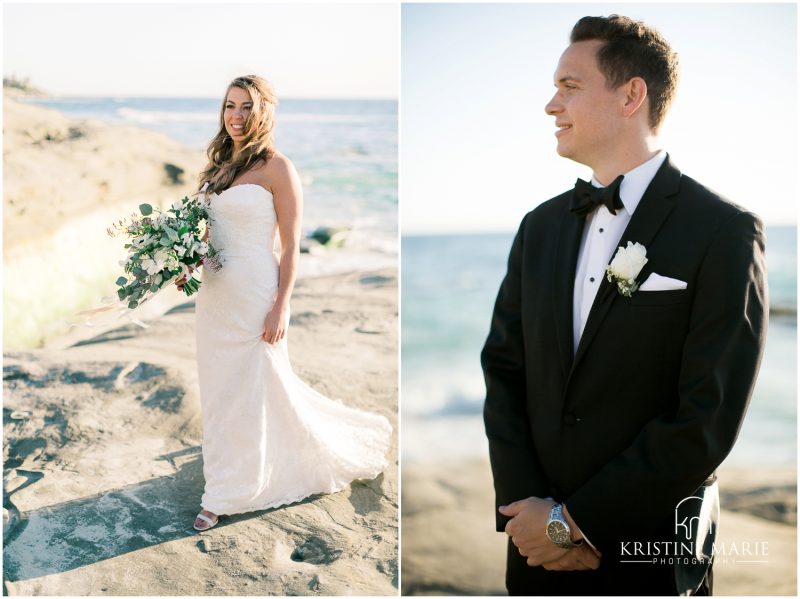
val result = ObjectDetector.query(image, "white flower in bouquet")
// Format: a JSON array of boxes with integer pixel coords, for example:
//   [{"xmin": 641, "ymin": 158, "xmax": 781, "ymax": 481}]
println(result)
[
  {"xmin": 140, "ymin": 254, "xmax": 162, "ymax": 276},
  {"xmin": 192, "ymin": 240, "xmax": 209, "ymax": 256},
  {"xmin": 162, "ymin": 250, "xmax": 179, "ymax": 271}
]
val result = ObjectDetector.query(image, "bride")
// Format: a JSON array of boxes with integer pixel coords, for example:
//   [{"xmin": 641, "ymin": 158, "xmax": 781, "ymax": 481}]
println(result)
[{"xmin": 177, "ymin": 74, "xmax": 392, "ymax": 531}]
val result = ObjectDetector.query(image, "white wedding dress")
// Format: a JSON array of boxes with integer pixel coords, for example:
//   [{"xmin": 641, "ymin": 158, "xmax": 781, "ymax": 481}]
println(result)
[{"xmin": 194, "ymin": 183, "xmax": 392, "ymax": 516}]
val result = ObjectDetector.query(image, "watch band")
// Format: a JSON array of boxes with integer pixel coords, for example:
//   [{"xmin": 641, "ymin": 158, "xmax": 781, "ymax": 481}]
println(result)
[{"xmin": 546, "ymin": 502, "xmax": 583, "ymax": 549}]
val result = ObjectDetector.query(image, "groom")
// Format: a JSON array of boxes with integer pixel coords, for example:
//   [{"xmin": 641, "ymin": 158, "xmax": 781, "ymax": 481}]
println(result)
[{"xmin": 481, "ymin": 15, "xmax": 767, "ymax": 596}]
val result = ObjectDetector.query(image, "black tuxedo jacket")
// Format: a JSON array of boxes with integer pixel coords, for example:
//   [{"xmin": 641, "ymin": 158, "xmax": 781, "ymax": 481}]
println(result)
[{"xmin": 481, "ymin": 156, "xmax": 767, "ymax": 595}]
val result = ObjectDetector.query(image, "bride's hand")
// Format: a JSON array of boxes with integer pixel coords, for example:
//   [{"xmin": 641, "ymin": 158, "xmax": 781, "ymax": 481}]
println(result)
[
  {"xmin": 174, "ymin": 264, "xmax": 196, "ymax": 292},
  {"xmin": 261, "ymin": 305, "xmax": 288, "ymax": 344}
]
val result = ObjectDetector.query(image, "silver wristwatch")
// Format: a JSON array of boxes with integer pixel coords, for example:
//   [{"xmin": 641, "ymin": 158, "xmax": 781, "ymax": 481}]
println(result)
[{"xmin": 545, "ymin": 503, "xmax": 583, "ymax": 549}]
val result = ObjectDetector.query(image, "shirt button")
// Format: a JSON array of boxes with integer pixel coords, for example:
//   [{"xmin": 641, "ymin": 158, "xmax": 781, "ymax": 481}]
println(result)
[
  {"xmin": 599, "ymin": 228, "xmax": 604, "ymax": 233},
  {"xmin": 590, "ymin": 277, "xmax": 595, "ymax": 283}
]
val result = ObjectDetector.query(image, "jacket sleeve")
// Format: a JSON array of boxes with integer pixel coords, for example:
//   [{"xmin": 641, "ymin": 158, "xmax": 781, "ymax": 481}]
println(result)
[
  {"xmin": 564, "ymin": 211, "xmax": 768, "ymax": 547},
  {"xmin": 482, "ymin": 213, "xmax": 552, "ymax": 533}
]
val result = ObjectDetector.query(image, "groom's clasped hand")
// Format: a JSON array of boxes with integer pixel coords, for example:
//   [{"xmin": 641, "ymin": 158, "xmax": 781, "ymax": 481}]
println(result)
[{"xmin": 499, "ymin": 497, "xmax": 601, "ymax": 571}]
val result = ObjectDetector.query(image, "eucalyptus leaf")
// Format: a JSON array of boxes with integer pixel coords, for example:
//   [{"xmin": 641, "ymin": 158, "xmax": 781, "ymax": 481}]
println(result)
[
  {"xmin": 163, "ymin": 225, "xmax": 180, "ymax": 243},
  {"xmin": 116, "ymin": 276, "xmax": 128, "ymax": 286},
  {"xmin": 139, "ymin": 204, "xmax": 153, "ymax": 216},
  {"xmin": 128, "ymin": 300, "xmax": 139, "ymax": 309}
]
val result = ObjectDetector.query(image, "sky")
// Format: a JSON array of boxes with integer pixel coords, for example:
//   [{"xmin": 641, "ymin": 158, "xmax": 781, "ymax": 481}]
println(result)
[
  {"xmin": 2, "ymin": 3, "xmax": 398, "ymax": 98},
  {"xmin": 402, "ymin": 3, "xmax": 798, "ymax": 231}
]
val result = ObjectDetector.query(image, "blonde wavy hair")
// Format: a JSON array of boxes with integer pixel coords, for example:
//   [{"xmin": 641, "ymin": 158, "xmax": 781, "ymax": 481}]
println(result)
[{"xmin": 199, "ymin": 75, "xmax": 278, "ymax": 195}]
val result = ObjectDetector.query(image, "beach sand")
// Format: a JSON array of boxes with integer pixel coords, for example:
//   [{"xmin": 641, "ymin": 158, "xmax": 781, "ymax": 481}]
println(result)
[
  {"xmin": 4, "ymin": 268, "xmax": 398, "ymax": 596},
  {"xmin": 401, "ymin": 459, "xmax": 796, "ymax": 595}
]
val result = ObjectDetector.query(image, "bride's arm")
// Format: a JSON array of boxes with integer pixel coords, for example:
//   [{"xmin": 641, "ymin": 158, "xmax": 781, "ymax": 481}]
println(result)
[{"xmin": 262, "ymin": 153, "xmax": 303, "ymax": 343}]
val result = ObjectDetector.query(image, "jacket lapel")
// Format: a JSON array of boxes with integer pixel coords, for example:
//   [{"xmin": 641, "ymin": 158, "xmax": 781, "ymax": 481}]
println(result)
[
  {"xmin": 553, "ymin": 207, "xmax": 585, "ymax": 378},
  {"xmin": 568, "ymin": 156, "xmax": 683, "ymax": 380}
]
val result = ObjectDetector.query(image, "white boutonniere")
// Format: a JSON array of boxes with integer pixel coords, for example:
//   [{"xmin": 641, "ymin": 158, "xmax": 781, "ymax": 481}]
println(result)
[{"xmin": 606, "ymin": 241, "xmax": 648, "ymax": 297}]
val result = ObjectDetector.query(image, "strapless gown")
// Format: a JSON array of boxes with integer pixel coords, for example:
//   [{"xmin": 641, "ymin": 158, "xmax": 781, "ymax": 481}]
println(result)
[{"xmin": 194, "ymin": 183, "xmax": 392, "ymax": 515}]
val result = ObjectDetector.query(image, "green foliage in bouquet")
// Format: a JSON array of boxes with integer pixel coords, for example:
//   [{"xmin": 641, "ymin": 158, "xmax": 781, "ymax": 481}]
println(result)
[{"xmin": 108, "ymin": 196, "xmax": 223, "ymax": 310}]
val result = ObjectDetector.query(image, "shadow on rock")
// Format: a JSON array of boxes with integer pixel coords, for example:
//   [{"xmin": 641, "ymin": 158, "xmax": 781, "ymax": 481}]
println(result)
[
  {"xmin": 3, "ymin": 448, "xmax": 206, "ymax": 583},
  {"xmin": 348, "ymin": 473, "xmax": 389, "ymax": 516},
  {"xmin": 3, "ymin": 447, "xmax": 339, "ymax": 585}
]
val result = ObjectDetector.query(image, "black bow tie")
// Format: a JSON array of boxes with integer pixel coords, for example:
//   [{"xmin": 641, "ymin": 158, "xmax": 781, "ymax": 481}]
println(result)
[{"xmin": 570, "ymin": 175, "xmax": 625, "ymax": 218}]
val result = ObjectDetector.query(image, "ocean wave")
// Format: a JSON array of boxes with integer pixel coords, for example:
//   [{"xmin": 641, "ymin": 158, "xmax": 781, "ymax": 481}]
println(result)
[
  {"xmin": 278, "ymin": 113, "xmax": 385, "ymax": 124},
  {"xmin": 116, "ymin": 107, "xmax": 218, "ymax": 124},
  {"xmin": 403, "ymin": 390, "xmax": 484, "ymax": 420},
  {"xmin": 428, "ymin": 392, "xmax": 484, "ymax": 418}
]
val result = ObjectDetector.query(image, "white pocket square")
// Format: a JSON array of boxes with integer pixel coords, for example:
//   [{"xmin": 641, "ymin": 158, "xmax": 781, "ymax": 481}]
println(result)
[{"xmin": 639, "ymin": 273, "xmax": 687, "ymax": 291}]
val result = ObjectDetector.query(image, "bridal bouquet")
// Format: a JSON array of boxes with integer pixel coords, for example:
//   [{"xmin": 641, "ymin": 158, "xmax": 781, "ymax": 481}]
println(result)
[{"xmin": 107, "ymin": 196, "xmax": 222, "ymax": 309}]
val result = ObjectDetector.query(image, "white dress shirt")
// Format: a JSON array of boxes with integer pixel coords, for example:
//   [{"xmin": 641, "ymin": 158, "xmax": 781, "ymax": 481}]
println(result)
[{"xmin": 572, "ymin": 151, "xmax": 668, "ymax": 352}]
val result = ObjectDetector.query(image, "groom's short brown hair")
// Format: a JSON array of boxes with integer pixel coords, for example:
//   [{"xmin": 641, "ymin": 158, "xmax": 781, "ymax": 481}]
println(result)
[{"xmin": 571, "ymin": 15, "xmax": 679, "ymax": 131}]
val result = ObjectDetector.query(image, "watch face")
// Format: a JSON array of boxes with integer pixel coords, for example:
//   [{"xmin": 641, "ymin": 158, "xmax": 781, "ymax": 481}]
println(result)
[{"xmin": 546, "ymin": 520, "xmax": 571, "ymax": 547}]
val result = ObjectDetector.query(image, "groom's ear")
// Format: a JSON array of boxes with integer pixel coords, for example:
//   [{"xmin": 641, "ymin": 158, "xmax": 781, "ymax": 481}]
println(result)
[{"xmin": 621, "ymin": 77, "xmax": 648, "ymax": 120}]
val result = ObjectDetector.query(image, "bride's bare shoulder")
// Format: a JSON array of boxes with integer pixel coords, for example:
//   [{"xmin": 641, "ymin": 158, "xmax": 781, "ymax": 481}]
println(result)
[
  {"xmin": 256, "ymin": 151, "xmax": 300, "ymax": 192},
  {"xmin": 266, "ymin": 151, "xmax": 297, "ymax": 178}
]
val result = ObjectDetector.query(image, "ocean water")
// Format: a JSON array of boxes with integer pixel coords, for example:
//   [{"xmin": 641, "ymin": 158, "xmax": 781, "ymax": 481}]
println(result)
[
  {"xmin": 401, "ymin": 226, "xmax": 797, "ymax": 467},
  {"xmin": 19, "ymin": 96, "xmax": 398, "ymax": 256}
]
